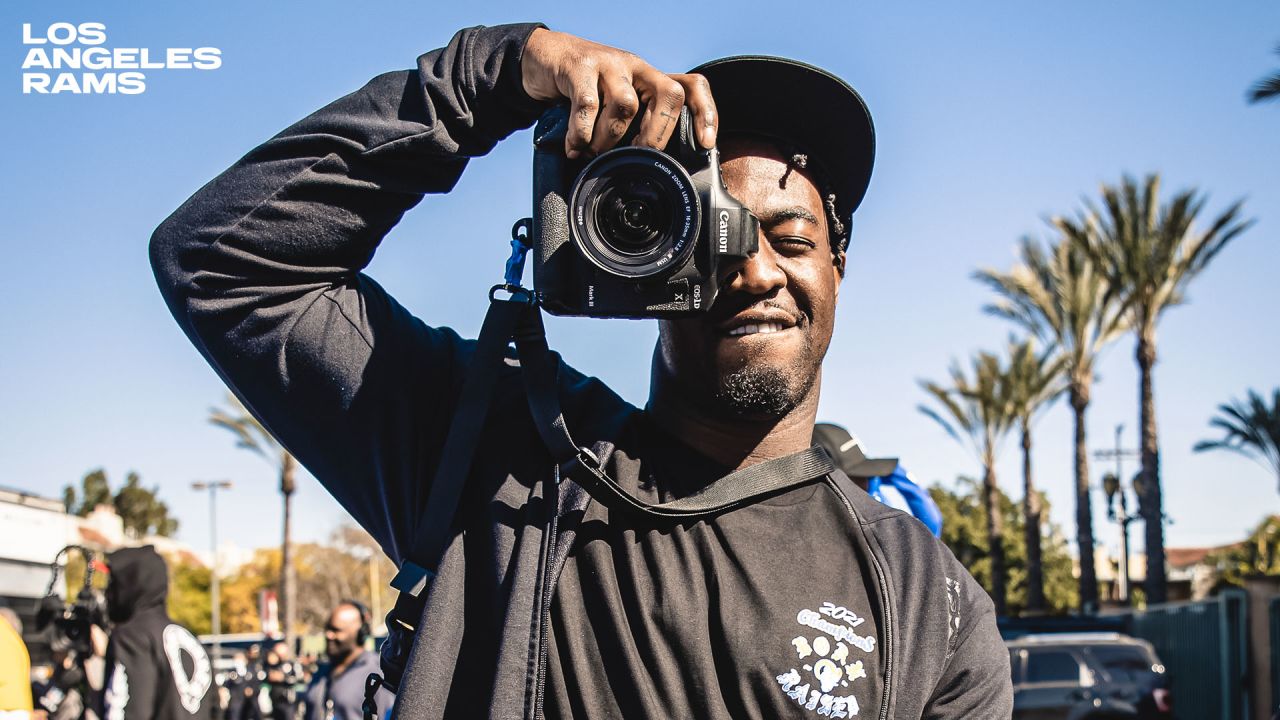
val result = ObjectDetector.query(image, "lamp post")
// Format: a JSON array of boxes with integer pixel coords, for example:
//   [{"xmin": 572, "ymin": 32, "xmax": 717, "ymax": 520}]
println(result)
[
  {"xmin": 192, "ymin": 480, "xmax": 232, "ymax": 661},
  {"xmin": 1096, "ymin": 425, "xmax": 1139, "ymax": 604}
]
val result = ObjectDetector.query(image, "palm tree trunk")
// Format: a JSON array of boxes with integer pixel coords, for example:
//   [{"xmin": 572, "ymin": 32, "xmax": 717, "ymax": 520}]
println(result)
[
  {"xmin": 1071, "ymin": 383, "xmax": 1100, "ymax": 611},
  {"xmin": 280, "ymin": 452, "xmax": 297, "ymax": 650},
  {"xmin": 1137, "ymin": 335, "xmax": 1167, "ymax": 604},
  {"xmin": 1021, "ymin": 422, "xmax": 1045, "ymax": 612},
  {"xmin": 983, "ymin": 460, "xmax": 1007, "ymax": 615}
]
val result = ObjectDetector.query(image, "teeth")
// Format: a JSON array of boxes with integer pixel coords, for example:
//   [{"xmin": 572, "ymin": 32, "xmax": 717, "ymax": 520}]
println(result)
[{"xmin": 728, "ymin": 322, "xmax": 787, "ymax": 337}]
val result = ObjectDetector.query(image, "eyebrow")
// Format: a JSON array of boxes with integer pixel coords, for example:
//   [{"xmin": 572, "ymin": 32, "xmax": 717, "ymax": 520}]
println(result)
[{"xmin": 757, "ymin": 207, "xmax": 821, "ymax": 227}]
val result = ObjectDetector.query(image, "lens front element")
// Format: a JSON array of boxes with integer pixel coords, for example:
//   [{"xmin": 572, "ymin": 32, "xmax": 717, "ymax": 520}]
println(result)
[{"xmin": 570, "ymin": 148, "xmax": 700, "ymax": 279}]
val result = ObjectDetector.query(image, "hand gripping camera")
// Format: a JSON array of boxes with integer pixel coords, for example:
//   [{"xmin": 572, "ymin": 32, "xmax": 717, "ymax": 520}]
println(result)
[{"xmin": 531, "ymin": 105, "xmax": 760, "ymax": 318}]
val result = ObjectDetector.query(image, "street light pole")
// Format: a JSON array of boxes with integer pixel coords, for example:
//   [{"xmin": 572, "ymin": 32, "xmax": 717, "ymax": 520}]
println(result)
[
  {"xmin": 192, "ymin": 480, "xmax": 232, "ymax": 661},
  {"xmin": 1096, "ymin": 425, "xmax": 1139, "ymax": 604}
]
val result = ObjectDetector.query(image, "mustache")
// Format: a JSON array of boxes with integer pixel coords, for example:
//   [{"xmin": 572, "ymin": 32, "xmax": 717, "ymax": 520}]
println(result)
[{"xmin": 707, "ymin": 293, "xmax": 804, "ymax": 325}]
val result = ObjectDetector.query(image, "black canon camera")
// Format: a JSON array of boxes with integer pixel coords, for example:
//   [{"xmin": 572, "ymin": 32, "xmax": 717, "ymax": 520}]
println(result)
[{"xmin": 531, "ymin": 105, "xmax": 760, "ymax": 318}]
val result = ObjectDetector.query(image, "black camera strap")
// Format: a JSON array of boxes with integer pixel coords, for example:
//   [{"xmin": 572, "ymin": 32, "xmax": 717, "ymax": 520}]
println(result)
[
  {"xmin": 511, "ymin": 304, "xmax": 835, "ymax": 516},
  {"xmin": 367, "ymin": 223, "xmax": 835, "ymax": 719}
]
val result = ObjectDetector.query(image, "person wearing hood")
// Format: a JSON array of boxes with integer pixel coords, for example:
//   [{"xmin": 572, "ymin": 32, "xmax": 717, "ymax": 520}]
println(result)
[{"xmin": 102, "ymin": 546, "xmax": 214, "ymax": 719}]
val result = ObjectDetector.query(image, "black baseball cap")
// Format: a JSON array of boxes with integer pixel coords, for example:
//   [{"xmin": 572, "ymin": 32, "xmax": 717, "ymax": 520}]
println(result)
[
  {"xmin": 812, "ymin": 422, "xmax": 898, "ymax": 480},
  {"xmin": 689, "ymin": 55, "xmax": 876, "ymax": 246}
]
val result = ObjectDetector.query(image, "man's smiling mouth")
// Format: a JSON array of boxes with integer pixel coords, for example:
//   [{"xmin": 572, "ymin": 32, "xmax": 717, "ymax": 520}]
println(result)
[{"xmin": 726, "ymin": 321, "xmax": 792, "ymax": 337}]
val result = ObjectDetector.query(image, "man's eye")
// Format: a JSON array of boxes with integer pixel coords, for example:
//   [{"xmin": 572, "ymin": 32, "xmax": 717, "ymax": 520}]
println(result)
[{"xmin": 771, "ymin": 236, "xmax": 816, "ymax": 250}]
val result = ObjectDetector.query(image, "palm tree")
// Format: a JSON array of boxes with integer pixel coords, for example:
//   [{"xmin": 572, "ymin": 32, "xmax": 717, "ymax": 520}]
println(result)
[
  {"xmin": 1194, "ymin": 387, "xmax": 1280, "ymax": 495},
  {"xmin": 919, "ymin": 351, "xmax": 1018, "ymax": 615},
  {"xmin": 210, "ymin": 393, "xmax": 298, "ymax": 647},
  {"xmin": 975, "ymin": 237, "xmax": 1129, "ymax": 612},
  {"xmin": 1248, "ymin": 44, "xmax": 1280, "ymax": 103},
  {"xmin": 1004, "ymin": 338, "xmax": 1067, "ymax": 613},
  {"xmin": 1060, "ymin": 173, "xmax": 1252, "ymax": 604}
]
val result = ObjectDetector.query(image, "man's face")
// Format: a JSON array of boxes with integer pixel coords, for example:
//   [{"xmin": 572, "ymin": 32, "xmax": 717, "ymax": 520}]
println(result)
[
  {"xmin": 658, "ymin": 136, "xmax": 844, "ymax": 419},
  {"xmin": 324, "ymin": 604, "xmax": 363, "ymax": 661}
]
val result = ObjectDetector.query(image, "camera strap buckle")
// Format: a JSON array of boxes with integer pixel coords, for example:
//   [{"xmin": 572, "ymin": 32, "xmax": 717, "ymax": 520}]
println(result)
[
  {"xmin": 504, "ymin": 217, "xmax": 533, "ymax": 287},
  {"xmin": 362, "ymin": 672, "xmax": 387, "ymax": 720}
]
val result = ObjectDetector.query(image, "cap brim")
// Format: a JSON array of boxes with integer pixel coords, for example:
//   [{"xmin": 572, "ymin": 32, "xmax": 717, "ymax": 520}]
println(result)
[
  {"xmin": 688, "ymin": 56, "xmax": 875, "ymax": 222},
  {"xmin": 843, "ymin": 457, "xmax": 900, "ymax": 480}
]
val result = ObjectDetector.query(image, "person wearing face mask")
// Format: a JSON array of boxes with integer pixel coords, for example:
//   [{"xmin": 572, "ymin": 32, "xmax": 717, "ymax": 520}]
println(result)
[{"xmin": 101, "ymin": 546, "xmax": 214, "ymax": 720}]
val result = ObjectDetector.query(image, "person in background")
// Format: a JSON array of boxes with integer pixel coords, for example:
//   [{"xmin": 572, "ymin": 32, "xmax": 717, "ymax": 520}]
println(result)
[
  {"xmin": 303, "ymin": 602, "xmax": 393, "ymax": 720},
  {"xmin": 30, "ymin": 625, "xmax": 107, "ymax": 720},
  {"xmin": 0, "ymin": 605, "xmax": 34, "ymax": 719},
  {"xmin": 813, "ymin": 422, "xmax": 943, "ymax": 536},
  {"xmin": 262, "ymin": 642, "xmax": 302, "ymax": 720},
  {"xmin": 220, "ymin": 652, "xmax": 251, "ymax": 720},
  {"xmin": 102, "ymin": 546, "xmax": 214, "ymax": 719}
]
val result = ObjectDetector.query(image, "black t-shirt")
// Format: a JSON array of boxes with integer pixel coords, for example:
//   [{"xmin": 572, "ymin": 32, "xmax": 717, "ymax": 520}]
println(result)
[{"xmin": 545, "ymin": 417, "xmax": 882, "ymax": 719}]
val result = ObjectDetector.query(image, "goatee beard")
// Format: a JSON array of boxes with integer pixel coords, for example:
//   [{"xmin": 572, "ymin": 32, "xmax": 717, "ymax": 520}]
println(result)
[{"xmin": 714, "ymin": 365, "xmax": 808, "ymax": 418}]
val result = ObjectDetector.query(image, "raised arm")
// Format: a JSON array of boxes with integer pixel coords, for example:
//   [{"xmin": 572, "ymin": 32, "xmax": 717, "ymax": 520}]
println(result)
[
  {"xmin": 150, "ymin": 24, "xmax": 549, "ymax": 559},
  {"xmin": 149, "ymin": 23, "xmax": 717, "ymax": 560}
]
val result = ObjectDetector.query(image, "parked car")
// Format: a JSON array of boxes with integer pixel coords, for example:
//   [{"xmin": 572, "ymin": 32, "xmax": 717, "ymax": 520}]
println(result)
[{"xmin": 1007, "ymin": 632, "xmax": 1173, "ymax": 720}]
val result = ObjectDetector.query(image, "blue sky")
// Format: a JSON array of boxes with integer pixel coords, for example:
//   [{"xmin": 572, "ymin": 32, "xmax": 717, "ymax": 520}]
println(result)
[{"xmin": 4, "ymin": 1, "xmax": 1278, "ymax": 560}]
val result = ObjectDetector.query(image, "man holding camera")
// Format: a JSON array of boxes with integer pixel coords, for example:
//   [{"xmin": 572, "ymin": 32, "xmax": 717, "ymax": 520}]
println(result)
[{"xmin": 152, "ymin": 23, "xmax": 1010, "ymax": 719}]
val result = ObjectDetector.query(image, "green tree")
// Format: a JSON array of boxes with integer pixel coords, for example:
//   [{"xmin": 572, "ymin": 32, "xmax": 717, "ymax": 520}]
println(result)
[
  {"xmin": 1206, "ymin": 515, "xmax": 1280, "ymax": 589},
  {"xmin": 919, "ymin": 352, "xmax": 1018, "ymax": 615},
  {"xmin": 62, "ymin": 469, "xmax": 179, "ymax": 537},
  {"xmin": 1194, "ymin": 387, "xmax": 1280, "ymax": 495},
  {"xmin": 931, "ymin": 478, "xmax": 1077, "ymax": 615},
  {"xmin": 293, "ymin": 529, "xmax": 396, "ymax": 634},
  {"xmin": 220, "ymin": 549, "xmax": 282, "ymax": 634},
  {"xmin": 64, "ymin": 468, "xmax": 112, "ymax": 516},
  {"xmin": 209, "ymin": 392, "xmax": 300, "ymax": 648},
  {"xmin": 1248, "ymin": 44, "xmax": 1280, "ymax": 103},
  {"xmin": 1004, "ymin": 338, "xmax": 1067, "ymax": 612},
  {"xmin": 114, "ymin": 472, "xmax": 180, "ymax": 538},
  {"xmin": 168, "ymin": 558, "xmax": 213, "ymax": 635},
  {"xmin": 1061, "ymin": 173, "xmax": 1252, "ymax": 604},
  {"xmin": 975, "ymin": 236, "xmax": 1129, "ymax": 611},
  {"xmin": 207, "ymin": 527, "xmax": 394, "ymax": 636}
]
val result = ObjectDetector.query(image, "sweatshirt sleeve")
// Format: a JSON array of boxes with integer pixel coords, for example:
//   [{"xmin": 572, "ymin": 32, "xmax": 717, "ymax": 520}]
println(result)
[
  {"xmin": 921, "ymin": 595, "xmax": 1013, "ymax": 720},
  {"xmin": 103, "ymin": 634, "xmax": 157, "ymax": 720},
  {"xmin": 148, "ymin": 24, "xmax": 547, "ymax": 563}
]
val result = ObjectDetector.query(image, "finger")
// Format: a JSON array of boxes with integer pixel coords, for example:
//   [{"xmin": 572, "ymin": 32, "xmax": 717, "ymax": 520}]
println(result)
[
  {"xmin": 589, "ymin": 72, "xmax": 641, "ymax": 155},
  {"xmin": 559, "ymin": 67, "xmax": 603, "ymax": 159},
  {"xmin": 631, "ymin": 70, "xmax": 687, "ymax": 150},
  {"xmin": 671, "ymin": 73, "xmax": 717, "ymax": 149}
]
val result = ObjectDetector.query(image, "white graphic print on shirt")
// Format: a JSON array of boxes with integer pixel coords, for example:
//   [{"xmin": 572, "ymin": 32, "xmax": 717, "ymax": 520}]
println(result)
[
  {"xmin": 775, "ymin": 601, "xmax": 876, "ymax": 717},
  {"xmin": 104, "ymin": 662, "xmax": 130, "ymax": 720},
  {"xmin": 163, "ymin": 624, "xmax": 212, "ymax": 713}
]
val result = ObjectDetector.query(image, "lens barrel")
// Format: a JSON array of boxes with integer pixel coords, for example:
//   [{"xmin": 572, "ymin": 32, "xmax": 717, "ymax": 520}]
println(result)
[{"xmin": 569, "ymin": 147, "xmax": 701, "ymax": 279}]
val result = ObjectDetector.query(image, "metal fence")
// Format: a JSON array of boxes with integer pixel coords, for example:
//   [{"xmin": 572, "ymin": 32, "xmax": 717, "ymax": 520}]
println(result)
[
  {"xmin": 1272, "ymin": 597, "xmax": 1280, "ymax": 719},
  {"xmin": 1119, "ymin": 590, "xmax": 1249, "ymax": 720}
]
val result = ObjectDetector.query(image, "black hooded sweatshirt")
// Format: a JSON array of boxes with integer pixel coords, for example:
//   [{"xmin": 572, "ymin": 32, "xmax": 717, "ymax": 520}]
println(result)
[
  {"xmin": 149, "ymin": 23, "xmax": 1013, "ymax": 720},
  {"xmin": 103, "ymin": 546, "xmax": 214, "ymax": 720}
]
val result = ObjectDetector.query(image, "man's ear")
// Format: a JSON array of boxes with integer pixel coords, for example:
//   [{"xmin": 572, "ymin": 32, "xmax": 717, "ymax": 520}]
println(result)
[{"xmin": 834, "ymin": 249, "xmax": 847, "ymax": 279}]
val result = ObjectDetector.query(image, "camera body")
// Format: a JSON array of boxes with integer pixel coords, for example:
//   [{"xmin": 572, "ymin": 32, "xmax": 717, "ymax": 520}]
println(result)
[
  {"xmin": 37, "ymin": 588, "xmax": 106, "ymax": 656},
  {"xmin": 531, "ymin": 105, "xmax": 760, "ymax": 318}
]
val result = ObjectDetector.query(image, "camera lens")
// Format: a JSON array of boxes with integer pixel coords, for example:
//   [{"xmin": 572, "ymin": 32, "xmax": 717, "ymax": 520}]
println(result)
[
  {"xmin": 597, "ymin": 176, "xmax": 669, "ymax": 252},
  {"xmin": 569, "ymin": 148, "xmax": 700, "ymax": 279}
]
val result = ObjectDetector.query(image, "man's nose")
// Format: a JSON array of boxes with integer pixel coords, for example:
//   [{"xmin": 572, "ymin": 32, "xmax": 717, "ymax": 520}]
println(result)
[{"xmin": 722, "ymin": 240, "xmax": 786, "ymax": 296}]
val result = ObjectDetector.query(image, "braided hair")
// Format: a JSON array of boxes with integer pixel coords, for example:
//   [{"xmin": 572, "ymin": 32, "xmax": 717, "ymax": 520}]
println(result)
[{"xmin": 778, "ymin": 150, "xmax": 849, "ymax": 255}]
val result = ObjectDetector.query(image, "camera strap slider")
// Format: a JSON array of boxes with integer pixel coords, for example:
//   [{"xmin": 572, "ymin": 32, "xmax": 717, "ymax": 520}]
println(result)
[{"xmin": 388, "ymin": 561, "xmax": 433, "ymax": 597}]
